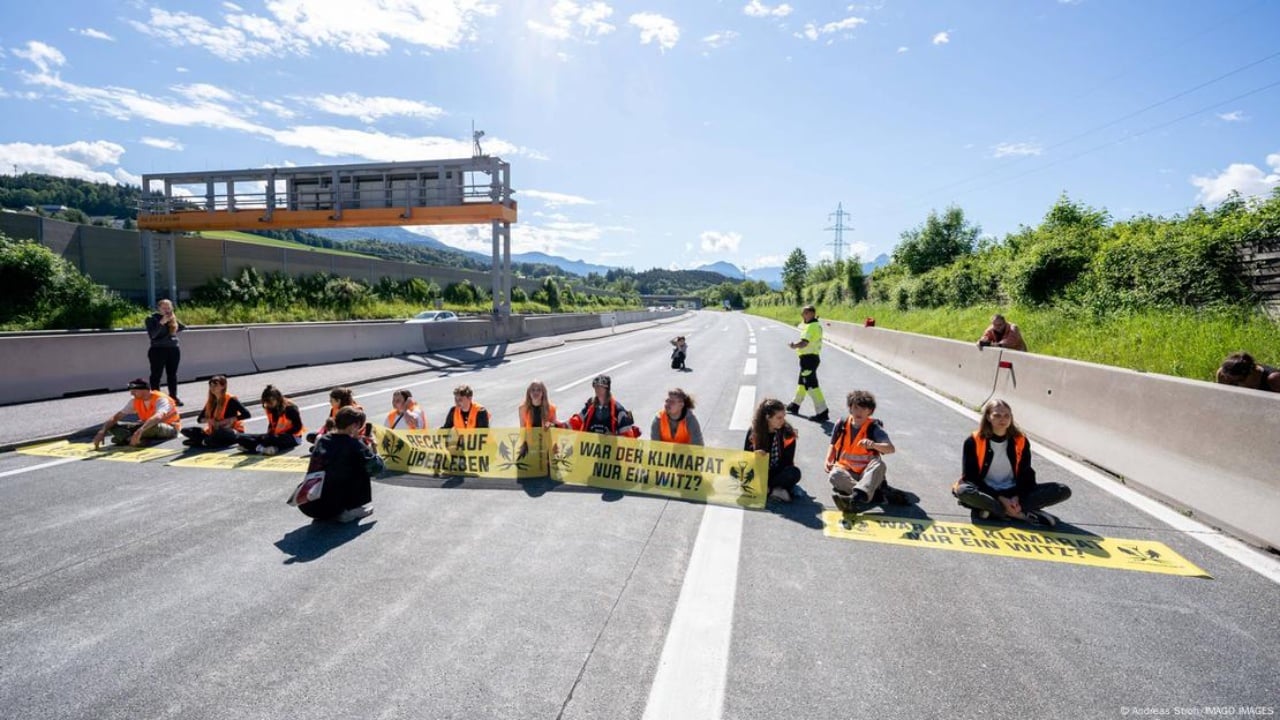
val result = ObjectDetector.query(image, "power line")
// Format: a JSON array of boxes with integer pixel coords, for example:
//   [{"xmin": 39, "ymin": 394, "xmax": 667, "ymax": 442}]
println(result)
[{"xmin": 825, "ymin": 202, "xmax": 853, "ymax": 262}]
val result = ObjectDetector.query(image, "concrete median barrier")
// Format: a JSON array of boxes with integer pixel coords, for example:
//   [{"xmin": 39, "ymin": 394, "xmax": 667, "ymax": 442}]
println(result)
[
  {"xmin": 177, "ymin": 327, "xmax": 257, "ymax": 380},
  {"xmin": 0, "ymin": 332, "xmax": 145, "ymax": 404},
  {"xmin": 823, "ymin": 318, "xmax": 1280, "ymax": 550}
]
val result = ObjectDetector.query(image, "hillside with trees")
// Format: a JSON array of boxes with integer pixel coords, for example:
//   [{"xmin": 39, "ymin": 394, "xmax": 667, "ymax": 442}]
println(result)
[{"xmin": 0, "ymin": 174, "xmax": 141, "ymax": 219}]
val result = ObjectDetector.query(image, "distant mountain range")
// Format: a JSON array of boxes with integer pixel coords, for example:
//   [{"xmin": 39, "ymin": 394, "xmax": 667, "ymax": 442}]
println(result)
[{"xmin": 693, "ymin": 254, "xmax": 892, "ymax": 290}]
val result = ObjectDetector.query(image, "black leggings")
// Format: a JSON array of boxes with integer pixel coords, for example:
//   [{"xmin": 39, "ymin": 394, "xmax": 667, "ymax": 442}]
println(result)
[
  {"xmin": 148, "ymin": 346, "xmax": 181, "ymax": 400},
  {"xmin": 236, "ymin": 433, "xmax": 301, "ymax": 453}
]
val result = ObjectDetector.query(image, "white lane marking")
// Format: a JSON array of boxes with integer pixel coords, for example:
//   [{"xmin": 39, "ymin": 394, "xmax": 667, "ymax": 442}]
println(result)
[
  {"xmin": 743, "ymin": 358, "xmax": 757, "ymax": 376},
  {"xmin": 817, "ymin": 327, "xmax": 1280, "ymax": 586},
  {"xmin": 642, "ymin": 504, "xmax": 744, "ymax": 720},
  {"xmin": 554, "ymin": 361, "xmax": 631, "ymax": 394},
  {"xmin": 0, "ymin": 457, "xmax": 83, "ymax": 479},
  {"xmin": 747, "ymin": 344, "xmax": 756, "ymax": 355},
  {"xmin": 728, "ymin": 385, "xmax": 755, "ymax": 431}
]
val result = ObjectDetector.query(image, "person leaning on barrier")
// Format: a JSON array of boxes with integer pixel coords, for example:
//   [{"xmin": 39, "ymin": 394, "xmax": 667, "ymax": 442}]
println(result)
[
  {"xmin": 745, "ymin": 398, "xmax": 801, "ymax": 504},
  {"xmin": 386, "ymin": 388, "xmax": 427, "ymax": 430},
  {"xmin": 571, "ymin": 375, "xmax": 638, "ymax": 437},
  {"xmin": 442, "ymin": 384, "xmax": 489, "ymax": 429},
  {"xmin": 297, "ymin": 406, "xmax": 383, "ymax": 524},
  {"xmin": 181, "ymin": 375, "xmax": 250, "ymax": 448},
  {"xmin": 93, "ymin": 378, "xmax": 181, "ymax": 450},
  {"xmin": 237, "ymin": 385, "xmax": 305, "ymax": 456},
  {"xmin": 1216, "ymin": 351, "xmax": 1280, "ymax": 393},
  {"xmin": 977, "ymin": 313, "xmax": 1027, "ymax": 352},
  {"xmin": 518, "ymin": 380, "xmax": 562, "ymax": 429},
  {"xmin": 827, "ymin": 390, "xmax": 897, "ymax": 514},
  {"xmin": 650, "ymin": 388, "xmax": 704, "ymax": 446},
  {"xmin": 952, "ymin": 399, "xmax": 1070, "ymax": 527}
]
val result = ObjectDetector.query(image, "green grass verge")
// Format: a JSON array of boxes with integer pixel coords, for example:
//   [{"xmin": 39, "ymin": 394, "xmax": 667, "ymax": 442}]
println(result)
[
  {"xmin": 748, "ymin": 302, "xmax": 1280, "ymax": 384},
  {"xmin": 196, "ymin": 231, "xmax": 375, "ymax": 258}
]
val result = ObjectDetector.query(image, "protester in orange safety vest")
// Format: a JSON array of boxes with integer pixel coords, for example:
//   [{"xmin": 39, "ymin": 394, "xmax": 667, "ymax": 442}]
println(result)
[
  {"xmin": 441, "ymin": 384, "xmax": 489, "ymax": 429},
  {"xmin": 308, "ymin": 387, "xmax": 366, "ymax": 445},
  {"xmin": 93, "ymin": 377, "xmax": 182, "ymax": 449},
  {"xmin": 180, "ymin": 375, "xmax": 250, "ymax": 448},
  {"xmin": 745, "ymin": 398, "xmax": 801, "ymax": 503},
  {"xmin": 518, "ymin": 381, "xmax": 562, "ymax": 429},
  {"xmin": 953, "ymin": 399, "xmax": 1071, "ymax": 526},
  {"xmin": 237, "ymin": 385, "xmax": 305, "ymax": 456},
  {"xmin": 386, "ymin": 388, "xmax": 427, "ymax": 430},
  {"xmin": 571, "ymin": 375, "xmax": 637, "ymax": 437},
  {"xmin": 650, "ymin": 388, "xmax": 703, "ymax": 446},
  {"xmin": 826, "ymin": 390, "xmax": 896, "ymax": 514}
]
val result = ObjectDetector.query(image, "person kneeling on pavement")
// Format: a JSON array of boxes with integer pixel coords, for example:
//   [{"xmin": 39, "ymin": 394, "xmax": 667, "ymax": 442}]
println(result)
[
  {"xmin": 827, "ymin": 390, "xmax": 905, "ymax": 513},
  {"xmin": 296, "ymin": 406, "xmax": 383, "ymax": 523},
  {"xmin": 93, "ymin": 378, "xmax": 181, "ymax": 450},
  {"xmin": 952, "ymin": 399, "xmax": 1070, "ymax": 527}
]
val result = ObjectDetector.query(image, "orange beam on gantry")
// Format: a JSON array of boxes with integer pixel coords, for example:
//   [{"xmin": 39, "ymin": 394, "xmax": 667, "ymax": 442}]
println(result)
[{"xmin": 138, "ymin": 203, "xmax": 518, "ymax": 232}]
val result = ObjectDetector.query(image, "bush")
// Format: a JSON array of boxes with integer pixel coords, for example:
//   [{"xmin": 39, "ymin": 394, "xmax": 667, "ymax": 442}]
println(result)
[
  {"xmin": 0, "ymin": 233, "xmax": 132, "ymax": 329},
  {"xmin": 510, "ymin": 285, "xmax": 528, "ymax": 303},
  {"xmin": 443, "ymin": 280, "xmax": 478, "ymax": 305}
]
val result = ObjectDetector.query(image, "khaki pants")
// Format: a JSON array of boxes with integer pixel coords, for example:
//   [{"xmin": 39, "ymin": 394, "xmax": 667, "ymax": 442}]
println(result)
[
  {"xmin": 828, "ymin": 457, "xmax": 886, "ymax": 499},
  {"xmin": 109, "ymin": 422, "xmax": 178, "ymax": 445}
]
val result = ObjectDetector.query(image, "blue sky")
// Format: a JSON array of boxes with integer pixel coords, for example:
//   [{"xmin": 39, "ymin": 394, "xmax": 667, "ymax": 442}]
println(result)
[{"xmin": 1, "ymin": 0, "xmax": 1278, "ymax": 272}]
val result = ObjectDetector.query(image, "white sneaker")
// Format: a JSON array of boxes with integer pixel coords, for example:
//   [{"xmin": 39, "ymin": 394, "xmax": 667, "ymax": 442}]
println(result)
[
  {"xmin": 253, "ymin": 444, "xmax": 265, "ymax": 454},
  {"xmin": 336, "ymin": 506, "xmax": 373, "ymax": 523},
  {"xmin": 262, "ymin": 446, "xmax": 279, "ymax": 456}
]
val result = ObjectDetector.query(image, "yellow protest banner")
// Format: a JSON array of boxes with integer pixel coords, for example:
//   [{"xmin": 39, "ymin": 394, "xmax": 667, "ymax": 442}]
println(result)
[
  {"xmin": 373, "ymin": 426, "xmax": 549, "ymax": 479},
  {"xmin": 822, "ymin": 512, "xmax": 1210, "ymax": 578},
  {"xmin": 547, "ymin": 428, "xmax": 768, "ymax": 509},
  {"xmin": 18, "ymin": 440, "xmax": 179, "ymax": 463},
  {"xmin": 168, "ymin": 453, "xmax": 310, "ymax": 473}
]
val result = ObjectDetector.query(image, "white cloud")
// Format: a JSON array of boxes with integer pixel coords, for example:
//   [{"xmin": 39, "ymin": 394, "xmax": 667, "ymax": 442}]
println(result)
[
  {"xmin": 932, "ymin": 31, "xmax": 950, "ymax": 45},
  {"xmin": 423, "ymin": 217, "xmax": 609, "ymax": 257},
  {"xmin": 745, "ymin": 254, "xmax": 785, "ymax": 270},
  {"xmin": 141, "ymin": 137, "xmax": 184, "ymax": 151},
  {"xmin": 300, "ymin": 92, "xmax": 445, "ymax": 124},
  {"xmin": 702, "ymin": 30, "xmax": 739, "ymax": 49},
  {"xmin": 1191, "ymin": 153, "xmax": 1280, "ymax": 205},
  {"xmin": 520, "ymin": 189, "xmax": 595, "ymax": 208},
  {"xmin": 744, "ymin": 1, "xmax": 792, "ymax": 18},
  {"xmin": 700, "ymin": 230, "xmax": 742, "ymax": 253},
  {"xmin": 527, "ymin": 1, "xmax": 616, "ymax": 41},
  {"xmin": 1217, "ymin": 110, "xmax": 1247, "ymax": 122},
  {"xmin": 796, "ymin": 16, "xmax": 866, "ymax": 41},
  {"xmin": 992, "ymin": 141, "xmax": 1043, "ymax": 158},
  {"xmin": 0, "ymin": 140, "xmax": 130, "ymax": 184},
  {"xmin": 897, "ymin": 45, "xmax": 909, "ymax": 53},
  {"xmin": 114, "ymin": 168, "xmax": 143, "ymax": 186},
  {"xmin": 130, "ymin": 0, "xmax": 499, "ymax": 61},
  {"xmin": 175, "ymin": 66, "xmax": 190, "ymax": 73},
  {"xmin": 260, "ymin": 100, "xmax": 296, "ymax": 119},
  {"xmin": 73, "ymin": 28, "xmax": 116, "ymax": 42},
  {"xmin": 13, "ymin": 41, "xmax": 66, "ymax": 74},
  {"xmin": 629, "ymin": 13, "xmax": 679, "ymax": 51},
  {"xmin": 270, "ymin": 124, "xmax": 533, "ymax": 162}
]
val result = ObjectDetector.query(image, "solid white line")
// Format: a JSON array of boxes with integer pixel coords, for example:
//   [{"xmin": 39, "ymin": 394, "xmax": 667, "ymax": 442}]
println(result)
[
  {"xmin": 743, "ymin": 358, "xmax": 757, "ymax": 376},
  {"xmin": 728, "ymin": 385, "xmax": 755, "ymax": 431},
  {"xmin": 819, "ymin": 331, "xmax": 1280, "ymax": 586},
  {"xmin": 554, "ymin": 361, "xmax": 631, "ymax": 394},
  {"xmin": 0, "ymin": 456, "xmax": 83, "ymax": 478},
  {"xmin": 642, "ymin": 504, "xmax": 744, "ymax": 720}
]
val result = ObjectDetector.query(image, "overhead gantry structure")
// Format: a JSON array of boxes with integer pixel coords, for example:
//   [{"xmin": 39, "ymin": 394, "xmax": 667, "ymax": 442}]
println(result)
[{"xmin": 137, "ymin": 156, "xmax": 517, "ymax": 314}]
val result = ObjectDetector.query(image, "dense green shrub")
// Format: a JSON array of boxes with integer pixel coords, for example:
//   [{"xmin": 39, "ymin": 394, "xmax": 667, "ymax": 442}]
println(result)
[{"xmin": 0, "ymin": 233, "xmax": 132, "ymax": 329}]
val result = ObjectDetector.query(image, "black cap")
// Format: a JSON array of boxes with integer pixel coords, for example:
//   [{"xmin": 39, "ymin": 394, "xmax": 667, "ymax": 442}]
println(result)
[
  {"xmin": 592, "ymin": 374, "xmax": 611, "ymax": 389},
  {"xmin": 127, "ymin": 378, "xmax": 149, "ymax": 390}
]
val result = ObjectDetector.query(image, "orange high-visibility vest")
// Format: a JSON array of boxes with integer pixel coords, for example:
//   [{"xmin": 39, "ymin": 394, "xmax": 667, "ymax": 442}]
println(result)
[
  {"xmin": 655, "ymin": 412, "xmax": 691, "ymax": 444},
  {"xmin": 204, "ymin": 394, "xmax": 243, "ymax": 433},
  {"xmin": 268, "ymin": 405, "xmax": 304, "ymax": 437},
  {"xmin": 451, "ymin": 403, "xmax": 485, "ymax": 429},
  {"xmin": 833, "ymin": 417, "xmax": 876, "ymax": 473},
  {"xmin": 972, "ymin": 431, "xmax": 1026, "ymax": 477},
  {"xmin": 520, "ymin": 404, "xmax": 557, "ymax": 428},
  {"xmin": 386, "ymin": 401, "xmax": 425, "ymax": 430},
  {"xmin": 581, "ymin": 399, "xmax": 618, "ymax": 433},
  {"xmin": 134, "ymin": 391, "xmax": 180, "ymax": 429}
]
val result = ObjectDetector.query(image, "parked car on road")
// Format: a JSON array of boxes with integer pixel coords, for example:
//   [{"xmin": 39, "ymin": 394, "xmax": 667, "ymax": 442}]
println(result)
[{"xmin": 406, "ymin": 310, "xmax": 459, "ymax": 323}]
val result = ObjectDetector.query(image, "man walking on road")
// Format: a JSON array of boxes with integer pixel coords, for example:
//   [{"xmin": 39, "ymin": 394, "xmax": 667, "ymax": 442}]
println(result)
[{"xmin": 787, "ymin": 305, "xmax": 829, "ymax": 423}]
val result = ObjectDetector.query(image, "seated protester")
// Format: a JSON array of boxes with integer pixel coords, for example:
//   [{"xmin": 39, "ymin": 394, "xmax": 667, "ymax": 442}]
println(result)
[
  {"xmin": 237, "ymin": 385, "xmax": 305, "ymax": 456},
  {"xmin": 670, "ymin": 335, "xmax": 688, "ymax": 370},
  {"xmin": 181, "ymin": 375, "xmax": 250, "ymax": 448},
  {"xmin": 519, "ymin": 380, "xmax": 562, "ymax": 429},
  {"xmin": 744, "ymin": 398, "xmax": 800, "ymax": 503},
  {"xmin": 441, "ymin": 384, "xmax": 490, "ymax": 430},
  {"xmin": 308, "ymin": 387, "xmax": 362, "ymax": 443},
  {"xmin": 826, "ymin": 390, "xmax": 896, "ymax": 513},
  {"xmin": 93, "ymin": 377, "xmax": 181, "ymax": 449},
  {"xmin": 650, "ymin": 388, "xmax": 704, "ymax": 446},
  {"xmin": 1216, "ymin": 351, "xmax": 1280, "ymax": 393},
  {"xmin": 953, "ymin": 399, "xmax": 1071, "ymax": 526},
  {"xmin": 977, "ymin": 313, "xmax": 1027, "ymax": 352},
  {"xmin": 296, "ymin": 406, "xmax": 383, "ymax": 524},
  {"xmin": 386, "ymin": 388, "xmax": 427, "ymax": 430},
  {"xmin": 571, "ymin": 374, "xmax": 638, "ymax": 437}
]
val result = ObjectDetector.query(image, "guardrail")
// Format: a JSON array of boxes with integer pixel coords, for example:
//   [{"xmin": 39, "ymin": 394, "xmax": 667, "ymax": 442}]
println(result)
[{"xmin": 823, "ymin": 321, "xmax": 1280, "ymax": 551}]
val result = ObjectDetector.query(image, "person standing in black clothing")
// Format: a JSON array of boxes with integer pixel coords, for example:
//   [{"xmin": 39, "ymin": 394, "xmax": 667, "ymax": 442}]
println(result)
[
  {"xmin": 744, "ymin": 398, "xmax": 801, "ymax": 503},
  {"xmin": 145, "ymin": 299, "xmax": 186, "ymax": 405},
  {"xmin": 297, "ymin": 407, "xmax": 383, "ymax": 523}
]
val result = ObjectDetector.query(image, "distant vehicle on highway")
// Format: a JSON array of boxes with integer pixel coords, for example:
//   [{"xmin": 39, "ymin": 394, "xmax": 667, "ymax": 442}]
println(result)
[{"xmin": 406, "ymin": 310, "xmax": 459, "ymax": 323}]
